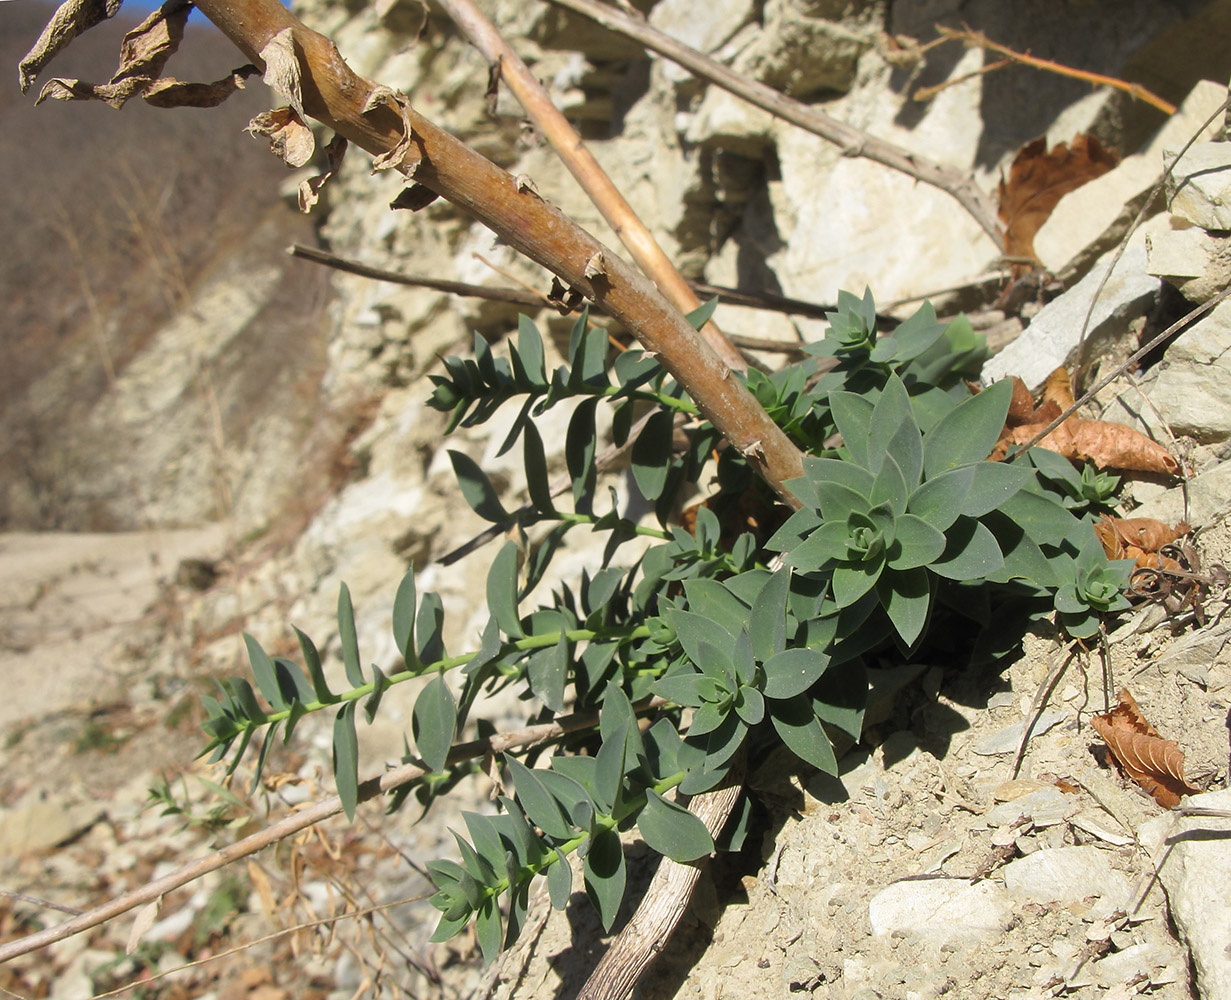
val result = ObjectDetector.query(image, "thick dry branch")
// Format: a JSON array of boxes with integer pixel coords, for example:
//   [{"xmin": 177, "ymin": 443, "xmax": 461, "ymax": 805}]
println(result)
[
  {"xmin": 439, "ymin": 0, "xmax": 746, "ymax": 372},
  {"xmin": 0, "ymin": 699, "xmax": 665, "ymax": 964},
  {"xmin": 190, "ymin": 0, "xmax": 804, "ymax": 505},
  {"xmin": 577, "ymin": 756, "xmax": 745, "ymax": 1000},
  {"xmin": 545, "ymin": 0, "xmax": 1005, "ymax": 250}
]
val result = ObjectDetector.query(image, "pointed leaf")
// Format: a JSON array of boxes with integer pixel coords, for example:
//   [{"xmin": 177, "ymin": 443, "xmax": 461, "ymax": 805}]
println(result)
[
  {"xmin": 887, "ymin": 514, "xmax": 946, "ymax": 570},
  {"xmin": 908, "ymin": 466, "xmax": 974, "ymax": 530},
  {"xmin": 522, "ymin": 421, "xmax": 557, "ymax": 517},
  {"xmin": 748, "ymin": 568, "xmax": 790, "ymax": 663},
  {"xmin": 507, "ymin": 758, "xmax": 574, "ymax": 842},
  {"xmin": 243, "ymin": 633, "xmax": 284, "ymax": 710},
  {"xmin": 337, "ymin": 583, "xmax": 364, "ymax": 688},
  {"xmin": 762, "ymin": 647, "xmax": 831, "ymax": 700},
  {"xmin": 922, "ymin": 378, "xmax": 1013, "ymax": 477},
  {"xmin": 770, "ymin": 696, "xmax": 838, "ymax": 774},
  {"xmin": 333, "ymin": 702, "xmax": 359, "ymax": 821},
  {"xmin": 631, "ymin": 409, "xmax": 675, "ymax": 502},
  {"xmin": 487, "ymin": 541, "xmax": 525, "ymax": 639},
  {"xmin": 547, "ymin": 847, "xmax": 573, "ymax": 909},
  {"xmin": 527, "ymin": 632, "xmax": 569, "ymax": 713},
  {"xmin": 876, "ymin": 567, "xmax": 931, "ymax": 646},
  {"xmin": 829, "ymin": 391, "xmax": 873, "ymax": 468},
  {"xmin": 413, "ymin": 674, "xmax": 456, "ymax": 774},
  {"xmin": 392, "ymin": 569, "xmax": 418, "ymax": 667},
  {"xmin": 929, "ymin": 517, "xmax": 1004, "ymax": 580},
  {"xmin": 294, "ymin": 626, "xmax": 336, "ymax": 704},
  {"xmin": 584, "ymin": 828, "xmax": 627, "ymax": 932},
  {"xmin": 448, "ymin": 450, "xmax": 510, "ymax": 523},
  {"xmin": 638, "ymin": 790, "xmax": 715, "ymax": 862}
]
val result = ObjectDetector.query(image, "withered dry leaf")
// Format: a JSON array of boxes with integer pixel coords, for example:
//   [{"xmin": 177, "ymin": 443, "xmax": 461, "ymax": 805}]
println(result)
[
  {"xmin": 247, "ymin": 107, "xmax": 315, "ymax": 168},
  {"xmin": 1096, "ymin": 516, "xmax": 1189, "ymax": 557},
  {"xmin": 996, "ymin": 368, "xmax": 1180, "ymax": 475},
  {"xmin": 34, "ymin": 0, "xmax": 192, "ymax": 110},
  {"xmin": 1091, "ymin": 689, "xmax": 1200, "ymax": 808},
  {"xmin": 299, "ymin": 134, "xmax": 348, "ymax": 213},
  {"xmin": 19, "ymin": 0, "xmax": 124, "ymax": 93},
  {"xmin": 389, "ymin": 184, "xmax": 440, "ymax": 212},
  {"xmin": 1006, "ymin": 376, "xmax": 1035, "ymax": 426},
  {"xmin": 584, "ymin": 252, "xmax": 608, "ymax": 280},
  {"xmin": 368, "ymin": 89, "xmax": 416, "ymax": 173},
  {"xmin": 143, "ymin": 66, "xmax": 260, "ymax": 109},
  {"xmin": 125, "ymin": 897, "xmax": 161, "ymax": 956},
  {"xmin": 259, "ymin": 28, "xmax": 305, "ymax": 119},
  {"xmin": 998, "ymin": 134, "xmax": 1118, "ymax": 261}
]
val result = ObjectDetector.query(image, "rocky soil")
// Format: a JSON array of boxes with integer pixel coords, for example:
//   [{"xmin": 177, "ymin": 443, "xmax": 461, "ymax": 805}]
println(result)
[{"xmin": 4, "ymin": 1, "xmax": 1231, "ymax": 999}]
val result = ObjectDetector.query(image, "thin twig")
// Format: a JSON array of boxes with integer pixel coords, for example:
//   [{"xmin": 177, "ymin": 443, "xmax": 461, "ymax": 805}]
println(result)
[
  {"xmin": 439, "ymin": 0, "xmax": 747, "ymax": 372},
  {"xmin": 544, "ymin": 0, "xmax": 1005, "ymax": 249},
  {"xmin": 1008, "ymin": 286, "xmax": 1231, "ymax": 460},
  {"xmin": 1012, "ymin": 642, "xmax": 1077, "ymax": 779},
  {"xmin": 0, "ymin": 698, "xmax": 665, "ymax": 964},
  {"xmin": 925, "ymin": 25, "xmax": 1175, "ymax": 115}
]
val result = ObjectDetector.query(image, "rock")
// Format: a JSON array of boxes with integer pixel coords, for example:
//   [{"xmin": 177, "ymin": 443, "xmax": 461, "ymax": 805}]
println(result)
[
  {"xmin": 1094, "ymin": 940, "xmax": 1187, "ymax": 989},
  {"xmin": 1154, "ymin": 618, "xmax": 1231, "ymax": 676},
  {"xmin": 1167, "ymin": 140, "xmax": 1231, "ymax": 230},
  {"xmin": 734, "ymin": 0, "xmax": 874, "ymax": 99},
  {"xmin": 1102, "ymin": 296, "xmax": 1231, "ymax": 444},
  {"xmin": 1146, "ymin": 218, "xmax": 1231, "ymax": 302},
  {"xmin": 987, "ymin": 787, "xmax": 1076, "ymax": 828},
  {"xmin": 1120, "ymin": 458, "xmax": 1231, "ymax": 528},
  {"xmin": 982, "ymin": 232, "xmax": 1161, "ymax": 391},
  {"xmin": 1140, "ymin": 788, "xmax": 1231, "ymax": 1000},
  {"xmin": 1033, "ymin": 79, "xmax": 1228, "ymax": 276},
  {"xmin": 868, "ymin": 878, "xmax": 1013, "ymax": 942},
  {"xmin": 972, "ymin": 710, "xmax": 1068, "ymax": 756},
  {"xmin": 1002, "ymin": 845, "xmax": 1131, "ymax": 911},
  {"xmin": 0, "ymin": 794, "xmax": 103, "ymax": 857},
  {"xmin": 649, "ymin": 0, "xmax": 757, "ymax": 85}
]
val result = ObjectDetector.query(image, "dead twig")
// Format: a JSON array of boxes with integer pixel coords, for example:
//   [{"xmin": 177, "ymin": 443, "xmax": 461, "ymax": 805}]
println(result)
[
  {"xmin": 0, "ymin": 698, "xmax": 665, "ymax": 964},
  {"xmin": 439, "ymin": 0, "xmax": 747, "ymax": 372},
  {"xmin": 544, "ymin": 0, "xmax": 1005, "ymax": 250},
  {"xmin": 916, "ymin": 25, "xmax": 1176, "ymax": 115}
]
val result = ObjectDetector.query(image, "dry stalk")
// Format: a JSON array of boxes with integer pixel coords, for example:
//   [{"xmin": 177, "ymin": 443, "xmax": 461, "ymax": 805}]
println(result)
[
  {"xmin": 439, "ymin": 0, "xmax": 746, "ymax": 372},
  {"xmin": 0, "ymin": 699, "xmax": 666, "ymax": 964},
  {"xmin": 915, "ymin": 25, "xmax": 1176, "ymax": 115},
  {"xmin": 545, "ymin": 0, "xmax": 1005, "ymax": 250},
  {"xmin": 181, "ymin": 0, "xmax": 805, "ymax": 503}
]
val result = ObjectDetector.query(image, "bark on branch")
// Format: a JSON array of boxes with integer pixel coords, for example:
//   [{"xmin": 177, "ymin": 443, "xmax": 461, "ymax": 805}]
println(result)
[{"xmin": 190, "ymin": 0, "xmax": 805, "ymax": 505}]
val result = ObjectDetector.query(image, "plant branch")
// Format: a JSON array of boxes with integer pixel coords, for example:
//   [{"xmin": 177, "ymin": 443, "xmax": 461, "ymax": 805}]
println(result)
[
  {"xmin": 544, "ymin": 0, "xmax": 1005, "ymax": 250},
  {"xmin": 287, "ymin": 243, "xmax": 818, "ymax": 342},
  {"xmin": 0, "ymin": 698, "xmax": 666, "ymax": 965},
  {"xmin": 188, "ymin": 0, "xmax": 804, "ymax": 505},
  {"xmin": 439, "ymin": 0, "xmax": 746, "ymax": 372},
  {"xmin": 918, "ymin": 25, "xmax": 1176, "ymax": 115}
]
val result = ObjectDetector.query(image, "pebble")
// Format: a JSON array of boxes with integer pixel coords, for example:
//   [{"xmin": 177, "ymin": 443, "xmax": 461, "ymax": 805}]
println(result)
[
  {"xmin": 1003, "ymin": 846, "xmax": 1130, "ymax": 913},
  {"xmin": 868, "ymin": 878, "xmax": 1013, "ymax": 942},
  {"xmin": 972, "ymin": 711, "xmax": 1069, "ymax": 756},
  {"xmin": 987, "ymin": 787, "xmax": 1075, "ymax": 828}
]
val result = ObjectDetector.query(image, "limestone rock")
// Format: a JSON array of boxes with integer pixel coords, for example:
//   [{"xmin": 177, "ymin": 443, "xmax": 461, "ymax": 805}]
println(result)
[
  {"xmin": 982, "ymin": 230, "xmax": 1161, "ymax": 391},
  {"xmin": 1146, "ymin": 217, "xmax": 1231, "ymax": 302},
  {"xmin": 868, "ymin": 879, "xmax": 1013, "ymax": 942},
  {"xmin": 1127, "ymin": 458, "xmax": 1231, "ymax": 529},
  {"xmin": 1002, "ymin": 845, "xmax": 1131, "ymax": 909},
  {"xmin": 1167, "ymin": 139, "xmax": 1231, "ymax": 231},
  {"xmin": 1140, "ymin": 788, "xmax": 1231, "ymax": 1000},
  {"xmin": 1033, "ymin": 79, "xmax": 1227, "ymax": 277},
  {"xmin": 649, "ymin": 0, "xmax": 757, "ymax": 85},
  {"xmin": 734, "ymin": 0, "xmax": 874, "ymax": 99},
  {"xmin": 973, "ymin": 710, "xmax": 1068, "ymax": 756}
]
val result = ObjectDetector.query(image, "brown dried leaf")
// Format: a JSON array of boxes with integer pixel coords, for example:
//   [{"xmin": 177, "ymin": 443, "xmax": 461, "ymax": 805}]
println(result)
[
  {"xmin": 998, "ymin": 134, "xmax": 1118, "ymax": 261},
  {"xmin": 1041, "ymin": 366, "xmax": 1076, "ymax": 411},
  {"xmin": 142, "ymin": 66, "xmax": 260, "ymax": 109},
  {"xmin": 1007, "ymin": 376, "xmax": 1035, "ymax": 426},
  {"xmin": 259, "ymin": 28, "xmax": 305, "ymax": 119},
  {"xmin": 368, "ymin": 88, "xmax": 416, "ymax": 173},
  {"xmin": 247, "ymin": 107, "xmax": 316, "ymax": 168},
  {"xmin": 19, "ymin": 0, "xmax": 124, "ymax": 93},
  {"xmin": 1095, "ymin": 516, "xmax": 1189, "ymax": 559},
  {"xmin": 1091, "ymin": 689, "xmax": 1199, "ymax": 808},
  {"xmin": 389, "ymin": 184, "xmax": 439, "ymax": 212},
  {"xmin": 33, "ymin": 0, "xmax": 192, "ymax": 110},
  {"xmin": 299, "ymin": 134, "xmax": 348, "ymax": 213}
]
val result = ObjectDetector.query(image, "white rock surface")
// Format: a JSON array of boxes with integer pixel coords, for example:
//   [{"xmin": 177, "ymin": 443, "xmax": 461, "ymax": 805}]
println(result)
[
  {"xmin": 868, "ymin": 878, "xmax": 1013, "ymax": 942},
  {"xmin": 1167, "ymin": 140, "xmax": 1231, "ymax": 231},
  {"xmin": 1034, "ymin": 79, "xmax": 1227, "ymax": 275},
  {"xmin": 973, "ymin": 710, "xmax": 1068, "ymax": 756},
  {"xmin": 982, "ymin": 230, "xmax": 1161, "ymax": 391},
  {"xmin": 1140, "ymin": 788, "xmax": 1231, "ymax": 1000},
  {"xmin": 1146, "ymin": 218, "xmax": 1231, "ymax": 302},
  {"xmin": 1002, "ymin": 845, "xmax": 1131, "ymax": 910}
]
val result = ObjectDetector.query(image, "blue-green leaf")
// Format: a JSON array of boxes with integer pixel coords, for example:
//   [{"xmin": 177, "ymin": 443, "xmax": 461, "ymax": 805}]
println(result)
[
  {"xmin": 638, "ymin": 790, "xmax": 715, "ymax": 862},
  {"xmin": 413, "ymin": 674, "xmax": 456, "ymax": 774},
  {"xmin": 887, "ymin": 514, "xmax": 946, "ymax": 570},
  {"xmin": 515, "ymin": 314, "xmax": 547, "ymax": 386},
  {"xmin": 448, "ymin": 450, "xmax": 510, "ymax": 523},
  {"xmin": 876, "ymin": 567, "xmax": 931, "ymax": 646},
  {"xmin": 761, "ymin": 647, "xmax": 830, "ymax": 700},
  {"xmin": 475, "ymin": 898, "xmax": 502, "ymax": 965},
  {"xmin": 337, "ymin": 583, "xmax": 364, "ymax": 688},
  {"xmin": 748, "ymin": 568, "xmax": 790, "ymax": 663},
  {"xmin": 487, "ymin": 541, "xmax": 525, "ymax": 639},
  {"xmin": 584, "ymin": 828, "xmax": 627, "ymax": 932},
  {"xmin": 631, "ymin": 409, "xmax": 675, "ymax": 502},
  {"xmin": 522, "ymin": 421, "xmax": 557, "ymax": 517},
  {"xmin": 922, "ymin": 378, "xmax": 1013, "ymax": 477},
  {"xmin": 963, "ymin": 461, "xmax": 1032, "ymax": 517},
  {"xmin": 392, "ymin": 569, "xmax": 418, "ymax": 667},
  {"xmin": 294, "ymin": 626, "xmax": 336, "ymax": 704},
  {"xmin": 547, "ymin": 848, "xmax": 572, "ymax": 909},
  {"xmin": 416, "ymin": 592, "xmax": 446, "ymax": 664},
  {"xmin": 333, "ymin": 702, "xmax": 360, "ymax": 821},
  {"xmin": 243, "ymin": 633, "xmax": 284, "ymax": 710},
  {"xmin": 770, "ymin": 696, "xmax": 838, "ymax": 774},
  {"xmin": 507, "ymin": 758, "xmax": 573, "ymax": 841},
  {"xmin": 929, "ymin": 517, "xmax": 1004, "ymax": 580},
  {"xmin": 685, "ymin": 296, "xmax": 719, "ymax": 329},
  {"xmin": 566, "ymin": 398, "xmax": 600, "ymax": 512},
  {"xmin": 829, "ymin": 391, "xmax": 873, "ymax": 468},
  {"xmin": 527, "ymin": 632, "xmax": 569, "ymax": 713},
  {"xmin": 681, "ymin": 578, "xmax": 749, "ymax": 636},
  {"xmin": 907, "ymin": 466, "xmax": 974, "ymax": 531}
]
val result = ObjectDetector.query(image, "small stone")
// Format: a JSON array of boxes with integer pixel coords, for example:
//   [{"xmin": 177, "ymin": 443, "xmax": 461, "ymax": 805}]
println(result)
[
  {"xmin": 1140, "ymin": 787, "xmax": 1231, "ymax": 1000},
  {"xmin": 1167, "ymin": 140, "xmax": 1231, "ymax": 230},
  {"xmin": 973, "ymin": 711, "xmax": 1069, "ymax": 755},
  {"xmin": 1002, "ymin": 845, "xmax": 1130, "ymax": 910},
  {"xmin": 868, "ymin": 879, "xmax": 1013, "ymax": 942},
  {"xmin": 988, "ymin": 787, "xmax": 1075, "ymax": 828}
]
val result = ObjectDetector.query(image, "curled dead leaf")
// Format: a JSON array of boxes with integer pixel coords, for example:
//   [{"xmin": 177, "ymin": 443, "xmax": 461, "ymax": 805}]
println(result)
[
  {"xmin": 259, "ymin": 28, "xmax": 305, "ymax": 119},
  {"xmin": 584, "ymin": 252, "xmax": 608, "ymax": 281},
  {"xmin": 1091, "ymin": 689, "xmax": 1199, "ymax": 808},
  {"xmin": 1007, "ymin": 376, "xmax": 1035, "ymax": 426},
  {"xmin": 389, "ymin": 184, "xmax": 439, "ymax": 212},
  {"xmin": 998, "ymin": 133, "xmax": 1119, "ymax": 262},
  {"xmin": 1095, "ymin": 516, "xmax": 1189, "ymax": 560},
  {"xmin": 369, "ymin": 89, "xmax": 416, "ymax": 173},
  {"xmin": 19, "ymin": 0, "xmax": 124, "ymax": 93},
  {"xmin": 143, "ymin": 66, "xmax": 260, "ymax": 109},
  {"xmin": 247, "ymin": 107, "xmax": 316, "ymax": 168},
  {"xmin": 299, "ymin": 134, "xmax": 348, "ymax": 213}
]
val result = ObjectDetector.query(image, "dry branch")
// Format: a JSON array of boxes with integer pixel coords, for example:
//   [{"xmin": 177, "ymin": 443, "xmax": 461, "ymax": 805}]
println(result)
[
  {"xmin": 183, "ymin": 0, "xmax": 804, "ymax": 504},
  {"xmin": 545, "ymin": 0, "xmax": 1005, "ymax": 250},
  {"xmin": 0, "ymin": 699, "xmax": 666, "ymax": 964},
  {"xmin": 439, "ymin": 0, "xmax": 747, "ymax": 372}
]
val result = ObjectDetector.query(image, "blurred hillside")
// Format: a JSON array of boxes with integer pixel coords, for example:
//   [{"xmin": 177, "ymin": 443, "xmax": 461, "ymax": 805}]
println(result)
[{"xmin": 1, "ymin": 1, "xmax": 343, "ymax": 533}]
